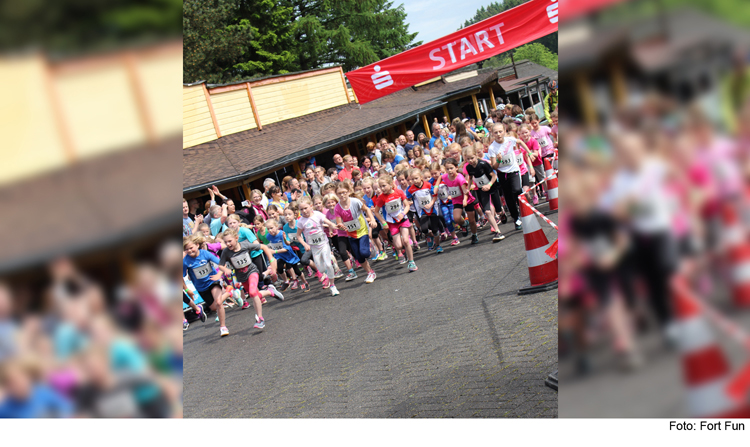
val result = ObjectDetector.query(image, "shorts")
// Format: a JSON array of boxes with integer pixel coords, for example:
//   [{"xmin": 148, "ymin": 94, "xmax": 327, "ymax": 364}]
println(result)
[
  {"xmin": 478, "ymin": 188, "xmax": 503, "ymax": 212},
  {"xmin": 197, "ymin": 283, "xmax": 222, "ymax": 308},
  {"xmin": 419, "ymin": 214, "xmax": 442, "ymax": 236},
  {"xmin": 371, "ymin": 219, "xmax": 382, "ymax": 239},
  {"xmin": 388, "ymin": 218, "xmax": 412, "ymax": 236},
  {"xmin": 521, "ymin": 171, "xmax": 530, "ymax": 187},
  {"xmin": 332, "ymin": 235, "xmax": 353, "ymax": 263},
  {"xmin": 407, "ymin": 210, "xmax": 417, "ymax": 222},
  {"xmin": 348, "ymin": 235, "xmax": 372, "ymax": 264},
  {"xmin": 533, "ymin": 164, "xmax": 545, "ymax": 185}
]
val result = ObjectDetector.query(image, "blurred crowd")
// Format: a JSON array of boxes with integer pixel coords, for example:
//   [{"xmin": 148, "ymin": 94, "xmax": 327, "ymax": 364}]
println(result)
[{"xmin": 0, "ymin": 241, "xmax": 184, "ymax": 418}]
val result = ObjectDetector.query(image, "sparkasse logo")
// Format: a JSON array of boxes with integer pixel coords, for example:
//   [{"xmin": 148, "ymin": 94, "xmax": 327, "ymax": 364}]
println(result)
[
  {"xmin": 371, "ymin": 65, "xmax": 394, "ymax": 90},
  {"xmin": 547, "ymin": 0, "xmax": 558, "ymax": 24}
]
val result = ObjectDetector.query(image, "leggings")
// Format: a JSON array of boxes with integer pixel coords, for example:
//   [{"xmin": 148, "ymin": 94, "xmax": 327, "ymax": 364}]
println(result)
[
  {"xmin": 497, "ymin": 171, "xmax": 522, "ymax": 222},
  {"xmin": 276, "ymin": 259, "xmax": 302, "ymax": 277},
  {"xmin": 251, "ymin": 254, "xmax": 266, "ymax": 275},
  {"xmin": 419, "ymin": 214, "xmax": 442, "ymax": 236},
  {"xmin": 311, "ymin": 241, "xmax": 335, "ymax": 280},
  {"xmin": 239, "ymin": 272, "xmax": 261, "ymax": 299},
  {"xmin": 440, "ymin": 202, "xmax": 455, "ymax": 233},
  {"xmin": 331, "ymin": 235, "xmax": 353, "ymax": 263},
  {"xmin": 298, "ymin": 250, "xmax": 313, "ymax": 266}
]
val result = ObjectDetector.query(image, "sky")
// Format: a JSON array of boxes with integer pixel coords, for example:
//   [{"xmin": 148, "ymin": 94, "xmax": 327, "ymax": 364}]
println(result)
[{"xmin": 400, "ymin": 0, "xmax": 499, "ymax": 45}]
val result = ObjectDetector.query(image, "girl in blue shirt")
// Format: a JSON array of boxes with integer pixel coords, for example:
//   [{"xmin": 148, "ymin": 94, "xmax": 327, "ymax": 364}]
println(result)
[
  {"xmin": 182, "ymin": 235, "xmax": 230, "ymax": 337},
  {"xmin": 265, "ymin": 219, "xmax": 307, "ymax": 293}
]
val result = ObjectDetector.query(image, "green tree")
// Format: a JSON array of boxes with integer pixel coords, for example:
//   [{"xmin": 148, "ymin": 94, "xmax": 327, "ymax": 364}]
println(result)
[
  {"xmin": 462, "ymin": 0, "xmax": 557, "ymax": 55},
  {"xmin": 183, "ymin": 0, "xmax": 252, "ymax": 83}
]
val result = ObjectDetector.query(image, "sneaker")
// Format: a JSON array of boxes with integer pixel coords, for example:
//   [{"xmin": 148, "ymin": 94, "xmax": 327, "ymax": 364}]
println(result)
[
  {"xmin": 377, "ymin": 251, "xmax": 387, "ymax": 261},
  {"xmin": 255, "ymin": 314, "xmax": 260, "ymax": 323},
  {"xmin": 290, "ymin": 280, "xmax": 299, "ymax": 290},
  {"xmin": 215, "ymin": 316, "xmax": 220, "ymax": 322},
  {"xmin": 515, "ymin": 219, "xmax": 522, "ymax": 231},
  {"xmin": 413, "ymin": 244, "xmax": 420, "ymax": 253},
  {"xmin": 241, "ymin": 301, "xmax": 251, "ymax": 310},
  {"xmin": 235, "ymin": 296, "xmax": 244, "ymax": 308},
  {"xmin": 398, "ymin": 255, "xmax": 407, "ymax": 265},
  {"xmin": 333, "ymin": 270, "xmax": 344, "ymax": 279},
  {"xmin": 371, "ymin": 252, "xmax": 380, "ymax": 261},
  {"xmin": 183, "ymin": 320, "xmax": 189, "ymax": 331},
  {"xmin": 254, "ymin": 320, "xmax": 265, "ymax": 329},
  {"xmin": 471, "ymin": 234, "xmax": 479, "ymax": 245},
  {"xmin": 493, "ymin": 234, "xmax": 506, "ymax": 243},
  {"xmin": 267, "ymin": 284, "xmax": 284, "ymax": 301},
  {"xmin": 197, "ymin": 304, "xmax": 207, "ymax": 322},
  {"xmin": 365, "ymin": 271, "xmax": 377, "ymax": 284},
  {"xmin": 260, "ymin": 296, "xmax": 267, "ymax": 304},
  {"xmin": 435, "ymin": 246, "xmax": 444, "ymax": 254},
  {"xmin": 307, "ymin": 266, "xmax": 315, "ymax": 278},
  {"xmin": 321, "ymin": 275, "xmax": 330, "ymax": 289},
  {"xmin": 345, "ymin": 271, "xmax": 358, "ymax": 281},
  {"xmin": 301, "ymin": 282, "xmax": 310, "ymax": 293},
  {"xmin": 500, "ymin": 213, "xmax": 508, "ymax": 224},
  {"xmin": 331, "ymin": 285, "xmax": 340, "ymax": 296},
  {"xmin": 440, "ymin": 233, "xmax": 448, "ymax": 242},
  {"xmin": 220, "ymin": 327, "xmax": 229, "ymax": 337},
  {"xmin": 427, "ymin": 238, "xmax": 434, "ymax": 250},
  {"xmin": 408, "ymin": 261, "xmax": 418, "ymax": 272},
  {"xmin": 461, "ymin": 228, "xmax": 469, "ymax": 237},
  {"xmin": 280, "ymin": 282, "xmax": 290, "ymax": 292},
  {"xmin": 451, "ymin": 237, "xmax": 460, "ymax": 246},
  {"xmin": 532, "ymin": 196, "xmax": 539, "ymax": 205}
]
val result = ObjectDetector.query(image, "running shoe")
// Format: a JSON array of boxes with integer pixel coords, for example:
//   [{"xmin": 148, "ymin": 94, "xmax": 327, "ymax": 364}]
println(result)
[
  {"xmin": 183, "ymin": 320, "xmax": 189, "ymax": 331},
  {"xmin": 398, "ymin": 255, "xmax": 407, "ymax": 265},
  {"xmin": 377, "ymin": 251, "xmax": 387, "ymax": 261},
  {"xmin": 215, "ymin": 316, "xmax": 219, "ymax": 322},
  {"xmin": 307, "ymin": 266, "xmax": 315, "ymax": 278},
  {"xmin": 408, "ymin": 261, "xmax": 418, "ymax": 272},
  {"xmin": 461, "ymin": 227, "xmax": 469, "ymax": 237},
  {"xmin": 267, "ymin": 284, "xmax": 285, "ymax": 301},
  {"xmin": 365, "ymin": 271, "xmax": 377, "ymax": 284},
  {"xmin": 321, "ymin": 275, "xmax": 330, "ymax": 289},
  {"xmin": 532, "ymin": 196, "xmax": 539, "ymax": 205},
  {"xmin": 333, "ymin": 270, "xmax": 344, "ymax": 279},
  {"xmin": 260, "ymin": 297, "xmax": 267, "ymax": 304},
  {"xmin": 255, "ymin": 314, "xmax": 260, "ymax": 323},
  {"xmin": 236, "ymin": 296, "xmax": 244, "ymax": 308},
  {"xmin": 291, "ymin": 280, "xmax": 299, "ymax": 290},
  {"xmin": 493, "ymin": 234, "xmax": 506, "ymax": 243},
  {"xmin": 254, "ymin": 320, "xmax": 265, "ymax": 329},
  {"xmin": 451, "ymin": 237, "xmax": 460, "ymax": 246},
  {"xmin": 241, "ymin": 301, "xmax": 251, "ymax": 310},
  {"xmin": 345, "ymin": 271, "xmax": 358, "ymax": 281},
  {"xmin": 413, "ymin": 243, "xmax": 420, "ymax": 253},
  {"xmin": 280, "ymin": 282, "xmax": 290, "ymax": 292},
  {"xmin": 331, "ymin": 285, "xmax": 340, "ymax": 296},
  {"xmin": 435, "ymin": 246, "xmax": 444, "ymax": 254},
  {"xmin": 220, "ymin": 327, "xmax": 229, "ymax": 337},
  {"xmin": 471, "ymin": 234, "xmax": 479, "ymax": 245},
  {"xmin": 197, "ymin": 304, "xmax": 207, "ymax": 322},
  {"xmin": 301, "ymin": 282, "xmax": 310, "ymax": 293},
  {"xmin": 515, "ymin": 219, "xmax": 522, "ymax": 231},
  {"xmin": 500, "ymin": 213, "xmax": 508, "ymax": 225},
  {"xmin": 371, "ymin": 252, "xmax": 380, "ymax": 261}
]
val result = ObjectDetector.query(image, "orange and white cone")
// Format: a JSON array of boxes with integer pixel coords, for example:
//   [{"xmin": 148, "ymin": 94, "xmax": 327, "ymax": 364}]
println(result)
[
  {"xmin": 722, "ymin": 203, "xmax": 750, "ymax": 308},
  {"xmin": 671, "ymin": 276, "xmax": 749, "ymax": 417},
  {"xmin": 543, "ymin": 157, "xmax": 558, "ymax": 212},
  {"xmin": 518, "ymin": 199, "xmax": 558, "ymax": 294}
]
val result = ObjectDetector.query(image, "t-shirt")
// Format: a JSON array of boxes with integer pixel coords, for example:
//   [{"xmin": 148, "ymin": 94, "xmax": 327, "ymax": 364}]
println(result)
[
  {"xmin": 515, "ymin": 147, "xmax": 529, "ymax": 176},
  {"xmin": 441, "ymin": 173, "xmax": 474, "ymax": 206},
  {"xmin": 265, "ymin": 231, "xmax": 300, "ymax": 264},
  {"xmin": 374, "ymin": 189, "xmax": 407, "ymax": 223},
  {"xmin": 487, "ymin": 137, "xmax": 519, "ymax": 173},
  {"xmin": 183, "ymin": 250, "xmax": 220, "ymax": 292},
  {"xmin": 0, "ymin": 385, "xmax": 73, "ymax": 418},
  {"xmin": 531, "ymin": 126, "xmax": 555, "ymax": 157},
  {"xmin": 395, "ymin": 145, "xmax": 406, "ymax": 159},
  {"xmin": 335, "ymin": 198, "xmax": 369, "ymax": 239},
  {"xmin": 523, "ymin": 137, "xmax": 543, "ymax": 166},
  {"xmin": 363, "ymin": 194, "xmax": 375, "ymax": 208},
  {"xmin": 338, "ymin": 167, "xmax": 354, "ymax": 182},
  {"xmin": 404, "ymin": 141, "xmax": 417, "ymax": 153},
  {"xmin": 407, "ymin": 182, "xmax": 436, "ymax": 217},
  {"xmin": 182, "ymin": 217, "xmax": 193, "ymax": 237},
  {"xmin": 283, "ymin": 222, "xmax": 304, "ymax": 253},
  {"xmin": 218, "ymin": 241, "xmax": 261, "ymax": 282},
  {"xmin": 429, "ymin": 135, "xmax": 447, "ymax": 149},
  {"xmin": 297, "ymin": 211, "xmax": 330, "ymax": 247},
  {"xmin": 236, "ymin": 227, "xmax": 262, "ymax": 258},
  {"xmin": 209, "ymin": 218, "xmax": 223, "ymax": 237},
  {"xmin": 464, "ymin": 160, "xmax": 498, "ymax": 192},
  {"xmin": 326, "ymin": 208, "xmax": 347, "ymax": 237}
]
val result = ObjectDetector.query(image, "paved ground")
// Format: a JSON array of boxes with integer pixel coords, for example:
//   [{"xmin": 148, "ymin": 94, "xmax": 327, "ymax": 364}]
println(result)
[{"xmin": 183, "ymin": 206, "xmax": 558, "ymax": 418}]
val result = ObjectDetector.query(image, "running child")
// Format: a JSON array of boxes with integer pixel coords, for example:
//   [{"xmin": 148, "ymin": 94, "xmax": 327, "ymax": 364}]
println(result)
[
  {"xmin": 333, "ymin": 181, "xmax": 378, "ymax": 283},
  {"xmin": 296, "ymin": 197, "xmax": 341, "ymax": 296},
  {"xmin": 407, "ymin": 168, "xmax": 444, "ymax": 253},
  {"xmin": 373, "ymin": 173, "xmax": 418, "ymax": 272},
  {"xmin": 265, "ymin": 219, "xmax": 305, "ymax": 293},
  {"xmin": 361, "ymin": 178, "xmax": 386, "ymax": 261},
  {"xmin": 284, "ymin": 205, "xmax": 320, "ymax": 291},
  {"xmin": 442, "ymin": 158, "xmax": 479, "ymax": 244},
  {"xmin": 429, "ymin": 162, "xmax": 459, "ymax": 246},
  {"xmin": 324, "ymin": 193, "xmax": 355, "ymax": 275},
  {"xmin": 488, "ymin": 123, "xmax": 528, "ymax": 230},
  {"xmin": 463, "ymin": 144, "xmax": 506, "ymax": 243},
  {"xmin": 182, "ymin": 235, "xmax": 230, "ymax": 337}
]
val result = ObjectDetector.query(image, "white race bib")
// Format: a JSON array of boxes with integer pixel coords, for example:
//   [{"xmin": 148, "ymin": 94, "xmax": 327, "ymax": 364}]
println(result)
[
  {"xmin": 538, "ymin": 137, "xmax": 549, "ymax": 147},
  {"xmin": 230, "ymin": 251, "xmax": 252, "ymax": 270},
  {"xmin": 342, "ymin": 217, "xmax": 361, "ymax": 232},
  {"xmin": 515, "ymin": 152, "xmax": 524, "ymax": 166},
  {"xmin": 286, "ymin": 232, "xmax": 298, "ymax": 242},
  {"xmin": 415, "ymin": 191, "xmax": 432, "ymax": 209},
  {"xmin": 474, "ymin": 174, "xmax": 490, "ymax": 187},
  {"xmin": 267, "ymin": 242, "xmax": 283, "ymax": 251},
  {"xmin": 192, "ymin": 262, "xmax": 212, "ymax": 279},
  {"xmin": 309, "ymin": 232, "xmax": 326, "ymax": 246},
  {"xmin": 447, "ymin": 186, "xmax": 462, "ymax": 198},
  {"xmin": 497, "ymin": 153, "xmax": 514, "ymax": 168},
  {"xmin": 385, "ymin": 199, "xmax": 402, "ymax": 216}
]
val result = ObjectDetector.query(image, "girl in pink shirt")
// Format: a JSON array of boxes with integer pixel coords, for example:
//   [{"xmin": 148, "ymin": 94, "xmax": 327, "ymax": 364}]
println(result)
[
  {"xmin": 519, "ymin": 124, "xmax": 545, "ymax": 202},
  {"xmin": 442, "ymin": 157, "xmax": 479, "ymax": 244}
]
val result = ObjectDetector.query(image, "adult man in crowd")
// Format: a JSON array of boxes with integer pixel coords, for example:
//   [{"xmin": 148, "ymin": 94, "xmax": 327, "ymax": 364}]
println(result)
[
  {"xmin": 332, "ymin": 154, "xmax": 345, "ymax": 173},
  {"xmin": 395, "ymin": 135, "xmax": 406, "ymax": 158},
  {"xmin": 338, "ymin": 155, "xmax": 356, "ymax": 181},
  {"xmin": 261, "ymin": 178, "xmax": 275, "ymax": 208},
  {"xmin": 404, "ymin": 130, "xmax": 418, "ymax": 153},
  {"xmin": 429, "ymin": 123, "xmax": 447, "ymax": 149},
  {"xmin": 544, "ymin": 79, "xmax": 558, "ymax": 123}
]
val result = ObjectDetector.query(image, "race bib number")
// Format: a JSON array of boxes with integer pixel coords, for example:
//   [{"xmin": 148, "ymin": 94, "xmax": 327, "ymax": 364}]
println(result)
[
  {"xmin": 286, "ymin": 233, "xmax": 298, "ymax": 243},
  {"xmin": 267, "ymin": 242, "xmax": 283, "ymax": 251},
  {"xmin": 309, "ymin": 232, "xmax": 326, "ymax": 246},
  {"xmin": 497, "ymin": 153, "xmax": 514, "ymax": 168},
  {"xmin": 192, "ymin": 263, "xmax": 212, "ymax": 279},
  {"xmin": 447, "ymin": 186, "xmax": 462, "ymax": 198},
  {"xmin": 343, "ymin": 218, "xmax": 361, "ymax": 232},
  {"xmin": 417, "ymin": 193, "xmax": 432, "ymax": 209},
  {"xmin": 538, "ymin": 137, "xmax": 549, "ymax": 147},
  {"xmin": 385, "ymin": 199, "xmax": 402, "ymax": 216},
  {"xmin": 515, "ymin": 152, "xmax": 524, "ymax": 166},
  {"xmin": 474, "ymin": 174, "xmax": 490, "ymax": 187},
  {"xmin": 230, "ymin": 251, "xmax": 252, "ymax": 269},
  {"xmin": 438, "ymin": 185, "xmax": 450, "ymax": 202}
]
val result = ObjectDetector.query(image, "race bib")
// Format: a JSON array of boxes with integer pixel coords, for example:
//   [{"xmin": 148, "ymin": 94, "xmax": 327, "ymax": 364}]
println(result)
[
  {"xmin": 438, "ymin": 185, "xmax": 450, "ymax": 202},
  {"xmin": 447, "ymin": 186, "xmax": 462, "ymax": 198},
  {"xmin": 474, "ymin": 174, "xmax": 490, "ymax": 187},
  {"xmin": 230, "ymin": 251, "xmax": 252, "ymax": 269},
  {"xmin": 416, "ymin": 192, "xmax": 432, "ymax": 209},
  {"xmin": 538, "ymin": 137, "xmax": 549, "ymax": 147},
  {"xmin": 309, "ymin": 232, "xmax": 326, "ymax": 246},
  {"xmin": 343, "ymin": 218, "xmax": 361, "ymax": 232},
  {"xmin": 497, "ymin": 153, "xmax": 514, "ymax": 168},
  {"xmin": 287, "ymin": 233, "xmax": 298, "ymax": 243},
  {"xmin": 192, "ymin": 262, "xmax": 212, "ymax": 279},
  {"xmin": 385, "ymin": 199, "xmax": 402, "ymax": 216},
  {"xmin": 267, "ymin": 242, "xmax": 283, "ymax": 251}
]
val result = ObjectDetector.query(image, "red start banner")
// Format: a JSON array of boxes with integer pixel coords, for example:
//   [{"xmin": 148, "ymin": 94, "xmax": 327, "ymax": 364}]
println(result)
[
  {"xmin": 559, "ymin": 0, "xmax": 626, "ymax": 22},
  {"xmin": 346, "ymin": 0, "xmax": 558, "ymax": 105}
]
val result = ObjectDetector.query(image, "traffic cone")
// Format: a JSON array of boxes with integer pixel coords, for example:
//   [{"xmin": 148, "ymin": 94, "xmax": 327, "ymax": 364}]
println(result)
[
  {"xmin": 671, "ymin": 276, "xmax": 749, "ymax": 417},
  {"xmin": 543, "ymin": 157, "xmax": 558, "ymax": 213},
  {"xmin": 722, "ymin": 203, "xmax": 750, "ymax": 308},
  {"xmin": 518, "ymin": 199, "xmax": 558, "ymax": 295}
]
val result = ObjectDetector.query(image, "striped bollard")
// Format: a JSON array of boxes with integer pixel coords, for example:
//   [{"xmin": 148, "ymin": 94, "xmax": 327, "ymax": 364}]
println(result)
[
  {"xmin": 518, "ymin": 199, "xmax": 558, "ymax": 295},
  {"xmin": 543, "ymin": 157, "xmax": 558, "ymax": 213}
]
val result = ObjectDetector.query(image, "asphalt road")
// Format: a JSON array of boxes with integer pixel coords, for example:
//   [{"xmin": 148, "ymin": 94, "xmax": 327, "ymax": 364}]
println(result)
[{"xmin": 183, "ymin": 205, "xmax": 558, "ymax": 418}]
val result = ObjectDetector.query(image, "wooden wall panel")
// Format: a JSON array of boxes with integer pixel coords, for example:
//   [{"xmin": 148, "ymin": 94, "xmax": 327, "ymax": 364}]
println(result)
[
  {"xmin": 134, "ymin": 51, "xmax": 183, "ymax": 139},
  {"xmin": 183, "ymin": 85, "xmax": 218, "ymax": 148},
  {"xmin": 211, "ymin": 88, "xmax": 257, "ymax": 136},
  {"xmin": 252, "ymin": 72, "xmax": 348, "ymax": 125}
]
